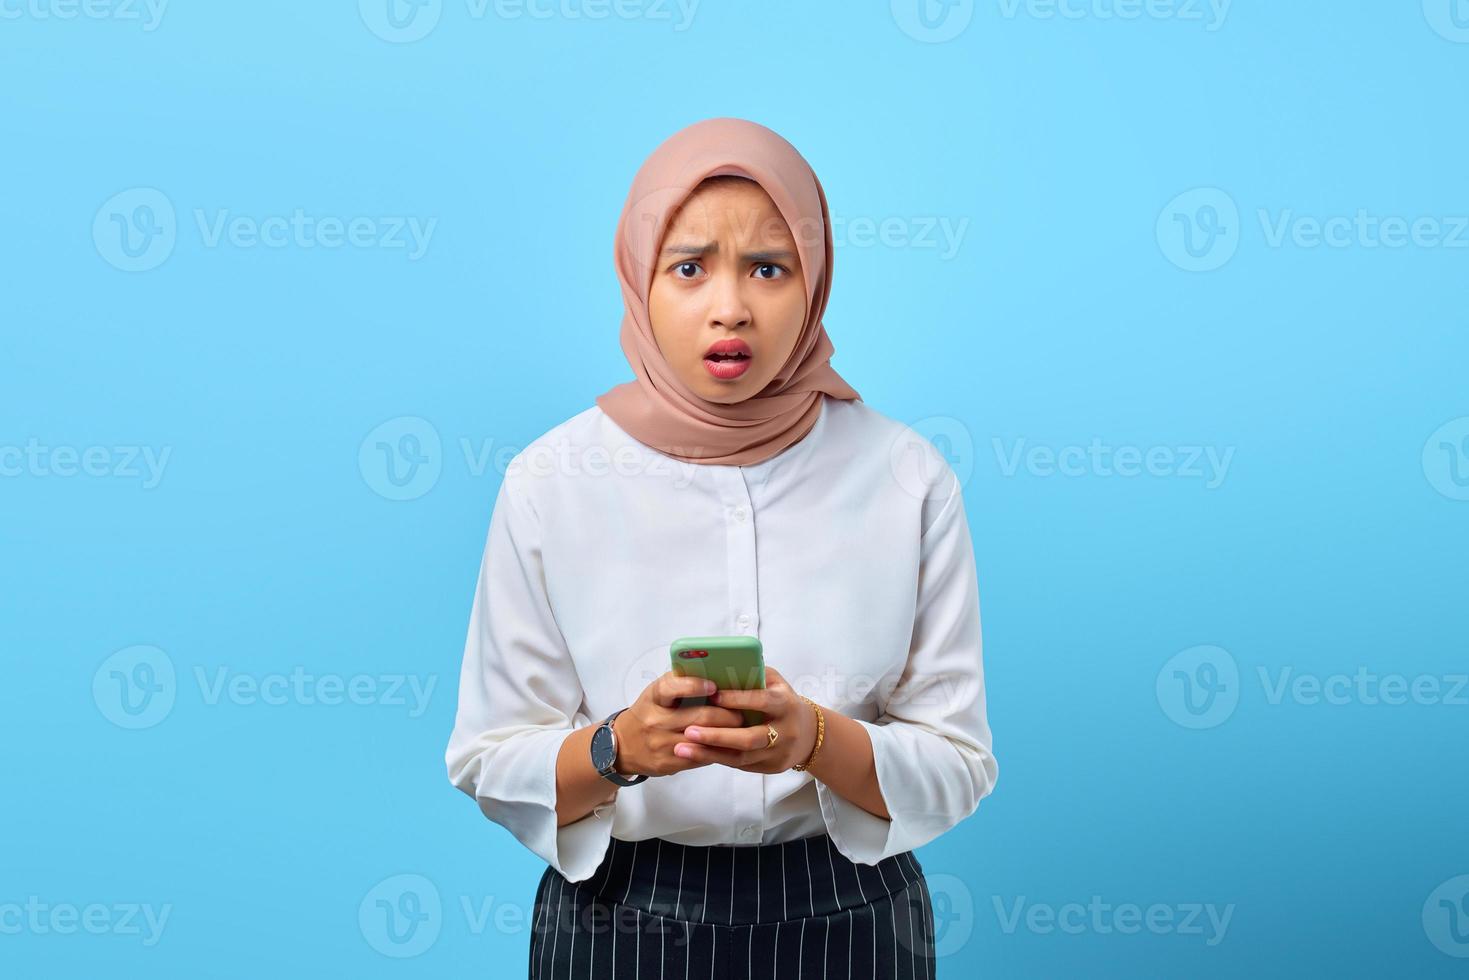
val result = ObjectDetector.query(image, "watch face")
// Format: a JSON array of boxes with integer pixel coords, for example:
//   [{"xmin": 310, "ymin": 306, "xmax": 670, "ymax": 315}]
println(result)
[{"xmin": 590, "ymin": 723, "xmax": 616, "ymax": 772}]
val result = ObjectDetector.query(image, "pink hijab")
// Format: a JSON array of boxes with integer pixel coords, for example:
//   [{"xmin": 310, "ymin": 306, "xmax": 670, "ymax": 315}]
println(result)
[{"xmin": 595, "ymin": 117, "xmax": 862, "ymax": 466}]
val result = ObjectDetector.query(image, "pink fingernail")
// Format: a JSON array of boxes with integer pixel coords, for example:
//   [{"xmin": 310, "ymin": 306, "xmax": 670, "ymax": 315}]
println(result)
[
  {"xmin": 675, "ymin": 744, "xmax": 692, "ymax": 758},
  {"xmin": 686, "ymin": 727, "xmax": 701, "ymax": 739}
]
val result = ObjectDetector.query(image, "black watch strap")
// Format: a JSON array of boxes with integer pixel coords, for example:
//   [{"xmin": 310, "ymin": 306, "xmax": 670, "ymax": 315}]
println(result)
[{"xmin": 595, "ymin": 708, "xmax": 648, "ymax": 787}]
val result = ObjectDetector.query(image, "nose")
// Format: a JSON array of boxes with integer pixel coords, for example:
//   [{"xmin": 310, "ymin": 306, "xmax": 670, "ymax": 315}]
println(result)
[{"xmin": 708, "ymin": 269, "xmax": 752, "ymax": 330}]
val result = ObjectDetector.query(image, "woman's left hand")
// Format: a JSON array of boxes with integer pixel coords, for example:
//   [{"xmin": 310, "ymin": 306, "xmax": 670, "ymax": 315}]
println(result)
[{"xmin": 673, "ymin": 666, "xmax": 819, "ymax": 774}]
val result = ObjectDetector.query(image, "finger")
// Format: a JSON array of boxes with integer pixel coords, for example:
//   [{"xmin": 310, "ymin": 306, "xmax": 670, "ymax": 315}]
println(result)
[
  {"xmin": 673, "ymin": 741, "xmax": 748, "ymax": 767},
  {"xmin": 709, "ymin": 687, "xmax": 771, "ymax": 710},
  {"xmin": 654, "ymin": 673, "xmax": 718, "ymax": 707},
  {"xmin": 664, "ymin": 705, "xmax": 747, "ymax": 729},
  {"xmin": 683, "ymin": 724, "xmax": 770, "ymax": 751}
]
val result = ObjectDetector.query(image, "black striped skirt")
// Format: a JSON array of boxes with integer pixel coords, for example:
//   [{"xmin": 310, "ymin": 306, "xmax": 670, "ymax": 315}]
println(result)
[{"xmin": 529, "ymin": 832, "xmax": 936, "ymax": 979}]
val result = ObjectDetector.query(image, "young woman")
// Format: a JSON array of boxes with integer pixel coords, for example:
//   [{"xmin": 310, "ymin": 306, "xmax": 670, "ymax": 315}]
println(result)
[{"xmin": 446, "ymin": 116, "xmax": 998, "ymax": 979}]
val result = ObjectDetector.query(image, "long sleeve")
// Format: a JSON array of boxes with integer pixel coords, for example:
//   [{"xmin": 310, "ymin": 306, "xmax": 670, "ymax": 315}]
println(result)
[
  {"xmin": 816, "ymin": 464, "xmax": 999, "ymax": 864},
  {"xmin": 444, "ymin": 466, "xmax": 614, "ymax": 882}
]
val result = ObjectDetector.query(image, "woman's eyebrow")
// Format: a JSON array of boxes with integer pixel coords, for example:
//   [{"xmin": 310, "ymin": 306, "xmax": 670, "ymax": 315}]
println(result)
[{"xmin": 661, "ymin": 242, "xmax": 796, "ymax": 263}]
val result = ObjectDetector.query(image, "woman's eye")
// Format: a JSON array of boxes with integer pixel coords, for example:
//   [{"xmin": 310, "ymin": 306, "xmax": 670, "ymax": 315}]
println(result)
[
  {"xmin": 673, "ymin": 261, "xmax": 702, "ymax": 279},
  {"xmin": 753, "ymin": 264, "xmax": 786, "ymax": 280}
]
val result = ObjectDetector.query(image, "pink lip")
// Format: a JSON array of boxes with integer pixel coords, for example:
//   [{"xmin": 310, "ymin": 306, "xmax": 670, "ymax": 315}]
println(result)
[
  {"xmin": 705, "ymin": 338, "xmax": 753, "ymax": 358},
  {"xmin": 704, "ymin": 356, "xmax": 752, "ymax": 380},
  {"xmin": 703, "ymin": 337, "xmax": 753, "ymax": 380}
]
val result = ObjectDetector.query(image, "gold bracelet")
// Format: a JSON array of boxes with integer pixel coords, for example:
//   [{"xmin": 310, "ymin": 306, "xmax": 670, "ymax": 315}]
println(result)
[{"xmin": 791, "ymin": 695, "xmax": 825, "ymax": 772}]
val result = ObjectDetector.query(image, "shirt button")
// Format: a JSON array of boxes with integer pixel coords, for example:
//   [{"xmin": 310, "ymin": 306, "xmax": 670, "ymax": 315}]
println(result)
[
  {"xmin": 731, "ymin": 506, "xmax": 748, "ymax": 523},
  {"xmin": 735, "ymin": 614, "xmax": 751, "ymax": 631}
]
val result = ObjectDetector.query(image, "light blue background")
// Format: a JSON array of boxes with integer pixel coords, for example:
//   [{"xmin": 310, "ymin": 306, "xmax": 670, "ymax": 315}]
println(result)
[{"xmin": 3, "ymin": 1, "xmax": 1467, "ymax": 976}]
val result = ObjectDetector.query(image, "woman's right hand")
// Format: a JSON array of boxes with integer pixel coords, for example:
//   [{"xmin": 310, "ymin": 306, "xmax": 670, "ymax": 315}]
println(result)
[{"xmin": 613, "ymin": 671, "xmax": 748, "ymax": 777}]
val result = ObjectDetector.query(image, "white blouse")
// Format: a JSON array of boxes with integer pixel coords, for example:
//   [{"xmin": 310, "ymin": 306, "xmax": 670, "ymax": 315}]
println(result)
[{"xmin": 445, "ymin": 394, "xmax": 998, "ymax": 883}]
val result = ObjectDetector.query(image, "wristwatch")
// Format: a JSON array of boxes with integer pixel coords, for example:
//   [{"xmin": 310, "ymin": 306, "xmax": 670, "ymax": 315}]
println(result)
[{"xmin": 591, "ymin": 707, "xmax": 648, "ymax": 786}]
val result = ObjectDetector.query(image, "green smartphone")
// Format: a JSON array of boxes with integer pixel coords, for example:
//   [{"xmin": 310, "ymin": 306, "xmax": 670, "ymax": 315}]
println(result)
[{"xmin": 670, "ymin": 635, "xmax": 766, "ymax": 726}]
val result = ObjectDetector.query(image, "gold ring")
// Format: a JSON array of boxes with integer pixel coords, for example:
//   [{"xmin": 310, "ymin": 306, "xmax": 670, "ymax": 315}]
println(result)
[{"xmin": 766, "ymin": 725, "xmax": 780, "ymax": 749}]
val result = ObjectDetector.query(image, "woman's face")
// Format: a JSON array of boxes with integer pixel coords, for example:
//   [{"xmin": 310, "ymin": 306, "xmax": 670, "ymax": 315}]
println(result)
[{"xmin": 648, "ymin": 178, "xmax": 807, "ymax": 403}]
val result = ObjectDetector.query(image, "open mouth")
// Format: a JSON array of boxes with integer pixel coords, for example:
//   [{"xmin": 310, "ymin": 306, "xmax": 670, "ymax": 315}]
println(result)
[
  {"xmin": 703, "ymin": 339, "xmax": 753, "ymax": 378},
  {"xmin": 704, "ymin": 339, "xmax": 752, "ymax": 361}
]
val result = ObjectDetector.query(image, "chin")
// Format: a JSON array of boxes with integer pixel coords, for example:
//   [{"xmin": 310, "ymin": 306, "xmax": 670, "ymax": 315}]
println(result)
[
  {"xmin": 698, "ymin": 386, "xmax": 746, "ymax": 404},
  {"xmin": 689, "ymin": 365, "xmax": 761, "ymax": 402}
]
